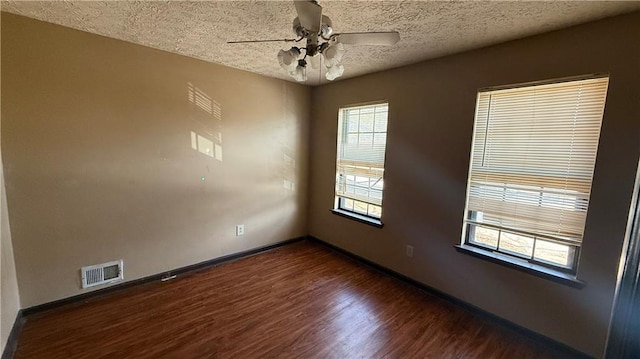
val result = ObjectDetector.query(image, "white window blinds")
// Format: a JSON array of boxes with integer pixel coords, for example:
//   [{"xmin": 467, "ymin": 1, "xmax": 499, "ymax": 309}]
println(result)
[
  {"xmin": 465, "ymin": 76, "xmax": 609, "ymax": 246},
  {"xmin": 335, "ymin": 103, "xmax": 388, "ymax": 215}
]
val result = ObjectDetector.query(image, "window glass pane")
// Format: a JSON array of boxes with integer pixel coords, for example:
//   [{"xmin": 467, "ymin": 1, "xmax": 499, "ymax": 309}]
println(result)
[
  {"xmin": 355, "ymin": 176, "xmax": 368, "ymax": 185},
  {"xmin": 347, "ymin": 119, "xmax": 359, "ymax": 133},
  {"xmin": 347, "ymin": 134, "xmax": 358, "ymax": 144},
  {"xmin": 470, "ymin": 226, "xmax": 499, "ymax": 249},
  {"xmin": 359, "ymin": 133, "xmax": 373, "ymax": 145},
  {"xmin": 370, "ymin": 189, "xmax": 383, "ymax": 200},
  {"xmin": 499, "ymin": 232, "xmax": 534, "ymax": 257},
  {"xmin": 374, "ymin": 113, "xmax": 388, "ymax": 132},
  {"xmin": 355, "ymin": 187, "xmax": 368, "ymax": 197},
  {"xmin": 541, "ymin": 190, "xmax": 581, "ymax": 211},
  {"xmin": 359, "ymin": 114, "xmax": 374, "ymax": 132},
  {"xmin": 373, "ymin": 133, "xmax": 386, "ymax": 145},
  {"xmin": 368, "ymin": 204, "xmax": 382, "ymax": 218},
  {"xmin": 534, "ymin": 240, "xmax": 571, "ymax": 267},
  {"xmin": 354, "ymin": 200, "xmax": 368, "ymax": 214}
]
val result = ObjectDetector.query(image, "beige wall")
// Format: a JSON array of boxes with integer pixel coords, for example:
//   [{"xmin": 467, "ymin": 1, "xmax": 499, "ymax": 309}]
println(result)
[
  {"xmin": 1, "ymin": 165, "xmax": 21, "ymax": 352},
  {"xmin": 1, "ymin": 13, "xmax": 310, "ymax": 308},
  {"xmin": 1, "ymin": 11, "xmax": 22, "ymax": 352},
  {"xmin": 309, "ymin": 11, "xmax": 640, "ymax": 358}
]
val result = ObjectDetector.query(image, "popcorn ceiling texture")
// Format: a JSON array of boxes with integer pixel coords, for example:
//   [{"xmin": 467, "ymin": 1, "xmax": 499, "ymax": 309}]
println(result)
[{"xmin": 2, "ymin": 1, "xmax": 640, "ymax": 86}]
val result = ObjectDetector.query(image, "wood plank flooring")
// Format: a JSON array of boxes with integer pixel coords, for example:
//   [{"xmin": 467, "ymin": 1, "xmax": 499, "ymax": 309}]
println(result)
[{"xmin": 15, "ymin": 240, "xmax": 583, "ymax": 358}]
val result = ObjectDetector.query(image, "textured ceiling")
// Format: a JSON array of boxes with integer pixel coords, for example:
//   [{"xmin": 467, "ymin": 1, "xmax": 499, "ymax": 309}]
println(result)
[{"xmin": 2, "ymin": 1, "xmax": 640, "ymax": 86}]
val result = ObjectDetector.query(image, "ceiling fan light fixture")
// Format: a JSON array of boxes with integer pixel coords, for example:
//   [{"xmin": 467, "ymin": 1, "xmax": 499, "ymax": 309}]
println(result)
[
  {"xmin": 224, "ymin": 1, "xmax": 401, "ymax": 83},
  {"xmin": 290, "ymin": 65, "xmax": 307, "ymax": 82},
  {"xmin": 320, "ymin": 15, "xmax": 333, "ymax": 38},
  {"xmin": 308, "ymin": 54, "xmax": 321, "ymax": 70},
  {"xmin": 277, "ymin": 47, "xmax": 301, "ymax": 72},
  {"xmin": 325, "ymin": 63, "xmax": 344, "ymax": 81},
  {"xmin": 292, "ymin": 17, "xmax": 306, "ymax": 38},
  {"xmin": 323, "ymin": 41, "xmax": 344, "ymax": 68},
  {"xmin": 289, "ymin": 59, "xmax": 308, "ymax": 82}
]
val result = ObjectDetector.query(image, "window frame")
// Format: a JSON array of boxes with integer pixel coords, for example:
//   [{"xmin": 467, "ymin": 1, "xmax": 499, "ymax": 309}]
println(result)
[
  {"xmin": 459, "ymin": 74, "xmax": 609, "ymax": 277},
  {"xmin": 464, "ymin": 220, "xmax": 581, "ymax": 274},
  {"xmin": 333, "ymin": 101, "xmax": 389, "ymax": 226}
]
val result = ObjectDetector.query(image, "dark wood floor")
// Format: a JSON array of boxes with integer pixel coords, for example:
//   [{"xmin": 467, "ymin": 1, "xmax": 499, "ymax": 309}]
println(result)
[{"xmin": 16, "ymin": 240, "xmax": 582, "ymax": 358}]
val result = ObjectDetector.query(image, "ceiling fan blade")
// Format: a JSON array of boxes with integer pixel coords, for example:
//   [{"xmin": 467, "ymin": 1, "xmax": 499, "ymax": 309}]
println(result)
[
  {"xmin": 336, "ymin": 32, "xmax": 400, "ymax": 46},
  {"xmin": 227, "ymin": 39, "xmax": 297, "ymax": 44},
  {"xmin": 294, "ymin": 0, "xmax": 322, "ymax": 33}
]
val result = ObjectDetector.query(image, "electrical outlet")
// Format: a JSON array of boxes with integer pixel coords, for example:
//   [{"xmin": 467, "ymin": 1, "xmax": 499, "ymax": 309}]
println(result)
[
  {"xmin": 406, "ymin": 245, "xmax": 414, "ymax": 258},
  {"xmin": 236, "ymin": 224, "xmax": 245, "ymax": 236}
]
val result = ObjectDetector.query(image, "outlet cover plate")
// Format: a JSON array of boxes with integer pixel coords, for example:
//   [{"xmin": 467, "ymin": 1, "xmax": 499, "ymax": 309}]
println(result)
[
  {"xmin": 406, "ymin": 245, "xmax": 414, "ymax": 257},
  {"xmin": 236, "ymin": 224, "xmax": 245, "ymax": 236}
]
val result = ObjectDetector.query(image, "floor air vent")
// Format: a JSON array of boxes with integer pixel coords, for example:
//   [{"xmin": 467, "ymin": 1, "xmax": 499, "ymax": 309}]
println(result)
[{"xmin": 81, "ymin": 260, "xmax": 124, "ymax": 289}]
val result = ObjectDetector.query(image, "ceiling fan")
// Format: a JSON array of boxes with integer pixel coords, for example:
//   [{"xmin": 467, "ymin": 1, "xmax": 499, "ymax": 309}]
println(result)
[{"xmin": 227, "ymin": 0, "xmax": 400, "ymax": 82}]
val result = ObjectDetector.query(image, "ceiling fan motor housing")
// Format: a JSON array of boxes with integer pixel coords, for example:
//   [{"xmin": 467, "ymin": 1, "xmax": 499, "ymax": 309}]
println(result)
[{"xmin": 292, "ymin": 14, "xmax": 334, "ymax": 59}]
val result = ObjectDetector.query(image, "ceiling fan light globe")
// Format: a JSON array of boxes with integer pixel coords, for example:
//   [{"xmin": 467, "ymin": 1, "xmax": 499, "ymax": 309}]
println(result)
[
  {"xmin": 292, "ymin": 17, "xmax": 305, "ymax": 37},
  {"xmin": 289, "ymin": 65, "xmax": 307, "ymax": 82},
  {"xmin": 277, "ymin": 48, "xmax": 300, "ymax": 72},
  {"xmin": 321, "ymin": 15, "xmax": 333, "ymax": 29},
  {"xmin": 323, "ymin": 41, "xmax": 345, "ymax": 68},
  {"xmin": 326, "ymin": 64, "xmax": 344, "ymax": 81},
  {"xmin": 309, "ymin": 54, "xmax": 321, "ymax": 70},
  {"xmin": 320, "ymin": 17, "xmax": 333, "ymax": 38}
]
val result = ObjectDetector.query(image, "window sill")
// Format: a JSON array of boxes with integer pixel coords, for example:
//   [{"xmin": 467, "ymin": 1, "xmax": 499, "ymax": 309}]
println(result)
[
  {"xmin": 454, "ymin": 244, "xmax": 585, "ymax": 289},
  {"xmin": 330, "ymin": 209, "xmax": 384, "ymax": 228}
]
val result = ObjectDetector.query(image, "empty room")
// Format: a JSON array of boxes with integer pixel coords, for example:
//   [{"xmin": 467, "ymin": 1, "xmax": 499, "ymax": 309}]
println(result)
[{"xmin": 1, "ymin": 1, "xmax": 640, "ymax": 358}]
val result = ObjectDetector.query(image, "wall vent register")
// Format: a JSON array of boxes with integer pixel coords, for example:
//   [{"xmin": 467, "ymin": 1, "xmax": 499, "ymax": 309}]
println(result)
[{"xmin": 81, "ymin": 260, "xmax": 124, "ymax": 289}]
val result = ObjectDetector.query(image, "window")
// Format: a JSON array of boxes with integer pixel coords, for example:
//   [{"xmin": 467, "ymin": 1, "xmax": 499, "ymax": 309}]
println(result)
[
  {"xmin": 461, "ymin": 76, "xmax": 609, "ymax": 273},
  {"xmin": 334, "ymin": 103, "xmax": 389, "ymax": 222}
]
